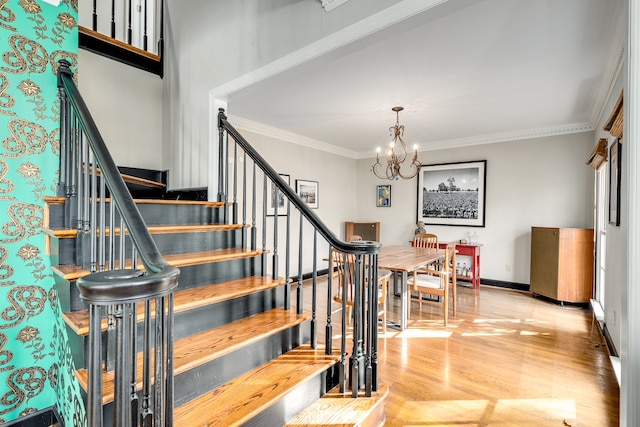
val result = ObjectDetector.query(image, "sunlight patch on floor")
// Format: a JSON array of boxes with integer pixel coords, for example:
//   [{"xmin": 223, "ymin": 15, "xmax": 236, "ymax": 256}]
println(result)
[
  {"xmin": 395, "ymin": 398, "xmax": 576, "ymax": 425},
  {"xmin": 395, "ymin": 328, "xmax": 453, "ymax": 338}
]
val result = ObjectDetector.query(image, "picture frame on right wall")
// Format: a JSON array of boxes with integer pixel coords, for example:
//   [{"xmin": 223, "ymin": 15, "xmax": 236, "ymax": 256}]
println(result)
[{"xmin": 609, "ymin": 138, "xmax": 621, "ymax": 226}]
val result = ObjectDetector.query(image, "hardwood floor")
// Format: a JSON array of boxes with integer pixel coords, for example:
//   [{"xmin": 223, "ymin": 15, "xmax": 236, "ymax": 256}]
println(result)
[{"xmin": 297, "ymin": 279, "xmax": 619, "ymax": 426}]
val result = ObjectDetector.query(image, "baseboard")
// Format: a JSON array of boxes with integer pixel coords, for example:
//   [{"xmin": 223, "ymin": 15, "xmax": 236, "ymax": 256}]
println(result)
[
  {"xmin": 480, "ymin": 278, "xmax": 529, "ymax": 292},
  {"xmin": 291, "ymin": 269, "xmax": 330, "ymax": 283},
  {"xmin": 2, "ymin": 407, "xmax": 62, "ymax": 427},
  {"xmin": 603, "ymin": 324, "xmax": 619, "ymax": 357}
]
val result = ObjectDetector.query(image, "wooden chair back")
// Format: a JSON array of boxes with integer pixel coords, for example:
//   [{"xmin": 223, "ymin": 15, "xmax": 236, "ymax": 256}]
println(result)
[
  {"xmin": 331, "ymin": 249, "xmax": 389, "ymax": 333},
  {"xmin": 413, "ymin": 233, "xmax": 439, "ymax": 249},
  {"xmin": 408, "ymin": 242, "xmax": 457, "ymax": 326}
]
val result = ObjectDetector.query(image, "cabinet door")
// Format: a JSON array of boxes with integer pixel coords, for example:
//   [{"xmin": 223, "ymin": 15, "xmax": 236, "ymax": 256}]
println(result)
[{"xmin": 530, "ymin": 227, "xmax": 560, "ymax": 299}]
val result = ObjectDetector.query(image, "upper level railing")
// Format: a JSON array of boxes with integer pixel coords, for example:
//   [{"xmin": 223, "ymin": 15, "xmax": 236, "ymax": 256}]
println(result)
[
  {"xmin": 57, "ymin": 60, "xmax": 179, "ymax": 426},
  {"xmin": 79, "ymin": 0, "xmax": 164, "ymax": 75},
  {"xmin": 218, "ymin": 109, "xmax": 383, "ymax": 396}
]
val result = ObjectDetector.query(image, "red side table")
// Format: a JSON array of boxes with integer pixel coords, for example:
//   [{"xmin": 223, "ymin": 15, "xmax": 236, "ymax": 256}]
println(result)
[{"xmin": 438, "ymin": 242, "xmax": 482, "ymax": 289}]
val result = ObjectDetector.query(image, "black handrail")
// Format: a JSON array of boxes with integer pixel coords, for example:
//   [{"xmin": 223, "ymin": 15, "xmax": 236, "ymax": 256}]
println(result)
[
  {"xmin": 57, "ymin": 60, "xmax": 180, "ymax": 426},
  {"xmin": 218, "ymin": 109, "xmax": 383, "ymax": 396},
  {"xmin": 218, "ymin": 109, "xmax": 381, "ymax": 256}
]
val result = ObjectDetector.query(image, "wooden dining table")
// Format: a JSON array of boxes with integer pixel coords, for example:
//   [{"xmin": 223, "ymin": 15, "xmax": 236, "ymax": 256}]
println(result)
[{"xmin": 378, "ymin": 245, "xmax": 445, "ymax": 330}]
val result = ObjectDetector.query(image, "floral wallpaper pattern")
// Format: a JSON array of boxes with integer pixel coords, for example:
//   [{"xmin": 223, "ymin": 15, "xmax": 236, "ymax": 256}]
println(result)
[{"xmin": 0, "ymin": 0, "xmax": 85, "ymax": 425}]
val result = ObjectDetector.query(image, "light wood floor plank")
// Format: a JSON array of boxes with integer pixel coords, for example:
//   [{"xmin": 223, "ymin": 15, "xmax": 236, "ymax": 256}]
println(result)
[{"xmin": 295, "ymin": 279, "xmax": 619, "ymax": 426}]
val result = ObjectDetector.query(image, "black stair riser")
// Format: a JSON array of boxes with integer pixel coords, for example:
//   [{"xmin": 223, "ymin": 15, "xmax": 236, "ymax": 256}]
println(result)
[
  {"xmin": 96, "ymin": 322, "xmax": 318, "ymax": 427},
  {"xmin": 175, "ymin": 257, "xmax": 264, "ymax": 291},
  {"xmin": 54, "ymin": 228, "xmax": 244, "ymax": 266},
  {"xmin": 174, "ymin": 321, "xmax": 310, "ymax": 406},
  {"xmin": 45, "ymin": 203, "xmax": 65, "ymax": 229},
  {"xmin": 243, "ymin": 366, "xmax": 340, "ymax": 427},
  {"xmin": 57, "ymin": 256, "xmax": 264, "ymax": 313},
  {"xmin": 84, "ymin": 288, "xmax": 284, "ymax": 371}
]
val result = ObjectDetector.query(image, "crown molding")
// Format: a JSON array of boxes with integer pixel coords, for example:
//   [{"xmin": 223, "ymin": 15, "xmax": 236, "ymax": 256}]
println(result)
[
  {"xmin": 228, "ymin": 115, "xmax": 359, "ymax": 159},
  {"xmin": 229, "ymin": 114, "xmax": 594, "ymax": 160}
]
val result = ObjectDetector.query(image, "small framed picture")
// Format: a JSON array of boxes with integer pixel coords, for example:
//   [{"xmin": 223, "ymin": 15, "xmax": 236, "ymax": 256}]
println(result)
[
  {"xmin": 296, "ymin": 179, "xmax": 319, "ymax": 209},
  {"xmin": 267, "ymin": 174, "xmax": 290, "ymax": 216},
  {"xmin": 377, "ymin": 184, "xmax": 391, "ymax": 207}
]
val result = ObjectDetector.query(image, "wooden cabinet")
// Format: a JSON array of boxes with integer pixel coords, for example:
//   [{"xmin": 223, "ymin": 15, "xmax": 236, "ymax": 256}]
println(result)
[
  {"xmin": 344, "ymin": 222, "xmax": 380, "ymax": 242},
  {"xmin": 530, "ymin": 227, "xmax": 594, "ymax": 303}
]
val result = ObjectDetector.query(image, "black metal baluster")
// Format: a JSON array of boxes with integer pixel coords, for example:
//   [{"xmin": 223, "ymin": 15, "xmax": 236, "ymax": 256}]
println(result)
[
  {"xmin": 351, "ymin": 254, "xmax": 363, "ymax": 397},
  {"xmin": 86, "ymin": 304, "xmax": 103, "ymax": 427},
  {"xmin": 140, "ymin": 300, "xmax": 152, "ymax": 427},
  {"xmin": 99, "ymin": 176, "xmax": 106, "ymax": 272},
  {"xmin": 325, "ymin": 245, "xmax": 333, "ymax": 355},
  {"xmin": 296, "ymin": 215, "xmax": 303, "ymax": 315},
  {"xmin": 129, "ymin": 301, "xmax": 138, "ymax": 426},
  {"xmin": 311, "ymin": 230, "xmax": 317, "ymax": 348},
  {"xmin": 165, "ymin": 294, "xmax": 175, "ymax": 427},
  {"xmin": 127, "ymin": 0, "xmax": 133, "ymax": 45},
  {"xmin": 284, "ymin": 200, "xmax": 291, "ymax": 310},
  {"xmin": 143, "ymin": 0, "xmax": 148, "ymax": 51},
  {"xmin": 90, "ymin": 159, "xmax": 97, "ymax": 273},
  {"xmin": 109, "ymin": 197, "xmax": 115, "ymax": 271},
  {"xmin": 339, "ymin": 251, "xmax": 347, "ymax": 393},
  {"xmin": 261, "ymin": 175, "xmax": 267, "ymax": 276},
  {"xmin": 113, "ymin": 304, "xmax": 129, "ymax": 427},
  {"xmin": 224, "ymin": 132, "xmax": 229, "ymax": 224},
  {"xmin": 92, "ymin": 0, "xmax": 97, "ymax": 31},
  {"xmin": 371, "ymin": 254, "xmax": 379, "ymax": 392},
  {"xmin": 217, "ymin": 112, "xmax": 225, "ymax": 204},
  {"xmin": 272, "ymin": 177, "xmax": 279, "ymax": 280},
  {"xmin": 82, "ymin": 137, "xmax": 90, "ymax": 233},
  {"xmin": 232, "ymin": 140, "xmax": 238, "ymax": 225},
  {"xmin": 110, "ymin": 0, "xmax": 116, "ymax": 38},
  {"xmin": 154, "ymin": 296, "xmax": 165, "ymax": 426},
  {"xmin": 70, "ymin": 116, "xmax": 79, "ymax": 230},
  {"xmin": 365, "ymin": 253, "xmax": 374, "ymax": 396},
  {"xmin": 251, "ymin": 162, "xmax": 256, "ymax": 251},
  {"xmin": 242, "ymin": 151, "xmax": 247, "ymax": 248}
]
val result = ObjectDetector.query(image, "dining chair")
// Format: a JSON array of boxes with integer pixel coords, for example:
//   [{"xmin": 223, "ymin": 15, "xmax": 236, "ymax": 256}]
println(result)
[
  {"xmin": 412, "ymin": 233, "xmax": 438, "ymax": 249},
  {"xmin": 412, "ymin": 232, "xmax": 439, "ymax": 270},
  {"xmin": 407, "ymin": 242, "xmax": 457, "ymax": 326},
  {"xmin": 331, "ymin": 249, "xmax": 389, "ymax": 333},
  {"xmin": 348, "ymin": 234, "xmax": 363, "ymax": 242}
]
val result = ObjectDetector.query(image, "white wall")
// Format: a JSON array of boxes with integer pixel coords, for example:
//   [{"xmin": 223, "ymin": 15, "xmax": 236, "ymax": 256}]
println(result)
[
  {"xmin": 234, "ymin": 128, "xmax": 359, "ymax": 275},
  {"xmin": 163, "ymin": 0, "xmax": 419, "ymax": 189},
  {"xmin": 78, "ymin": 50, "xmax": 164, "ymax": 170},
  {"xmin": 357, "ymin": 132, "xmax": 595, "ymax": 284}
]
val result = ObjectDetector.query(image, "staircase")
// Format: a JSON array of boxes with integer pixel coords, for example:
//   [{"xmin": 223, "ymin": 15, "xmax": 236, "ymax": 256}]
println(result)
[{"xmin": 50, "ymin": 61, "xmax": 387, "ymax": 426}]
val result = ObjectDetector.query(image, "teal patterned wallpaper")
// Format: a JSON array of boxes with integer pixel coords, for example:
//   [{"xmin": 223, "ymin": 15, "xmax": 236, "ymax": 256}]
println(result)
[{"xmin": 0, "ymin": 0, "xmax": 85, "ymax": 425}]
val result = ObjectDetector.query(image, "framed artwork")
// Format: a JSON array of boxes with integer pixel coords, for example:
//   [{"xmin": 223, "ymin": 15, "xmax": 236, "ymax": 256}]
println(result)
[
  {"xmin": 267, "ymin": 174, "xmax": 290, "ymax": 216},
  {"xmin": 417, "ymin": 160, "xmax": 487, "ymax": 227},
  {"xmin": 377, "ymin": 184, "xmax": 391, "ymax": 207},
  {"xmin": 609, "ymin": 139, "xmax": 621, "ymax": 226},
  {"xmin": 296, "ymin": 179, "xmax": 319, "ymax": 209}
]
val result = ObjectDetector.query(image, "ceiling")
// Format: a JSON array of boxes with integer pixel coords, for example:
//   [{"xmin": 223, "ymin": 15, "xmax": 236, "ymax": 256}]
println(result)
[{"xmin": 226, "ymin": 0, "xmax": 626, "ymax": 160}]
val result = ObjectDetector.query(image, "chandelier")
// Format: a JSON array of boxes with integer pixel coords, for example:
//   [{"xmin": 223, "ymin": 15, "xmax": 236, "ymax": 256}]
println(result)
[{"xmin": 372, "ymin": 106, "xmax": 421, "ymax": 180}]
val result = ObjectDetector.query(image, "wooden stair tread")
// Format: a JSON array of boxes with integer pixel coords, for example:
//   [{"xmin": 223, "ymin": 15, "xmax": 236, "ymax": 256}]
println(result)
[
  {"xmin": 173, "ymin": 344, "xmax": 340, "ymax": 426},
  {"xmin": 63, "ymin": 275, "xmax": 286, "ymax": 335},
  {"xmin": 45, "ymin": 223, "xmax": 244, "ymax": 238},
  {"xmin": 43, "ymin": 195, "xmax": 226, "ymax": 208},
  {"xmin": 285, "ymin": 380, "xmax": 389, "ymax": 427},
  {"xmin": 75, "ymin": 308, "xmax": 312, "ymax": 405},
  {"xmin": 52, "ymin": 248, "xmax": 262, "ymax": 281}
]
